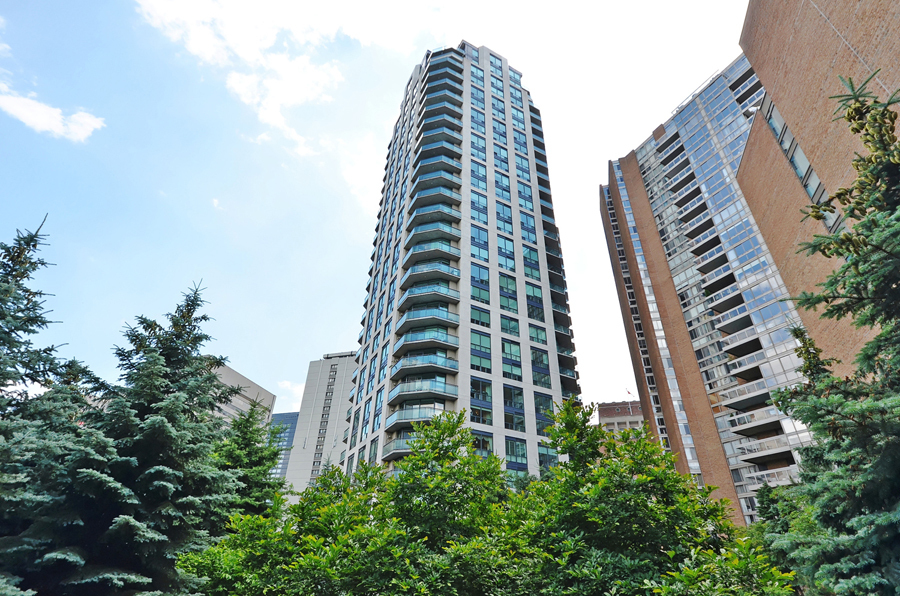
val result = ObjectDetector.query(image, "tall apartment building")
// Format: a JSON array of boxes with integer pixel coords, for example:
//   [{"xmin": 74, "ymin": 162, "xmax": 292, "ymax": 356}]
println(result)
[
  {"xmin": 735, "ymin": 0, "xmax": 898, "ymax": 373},
  {"xmin": 601, "ymin": 56, "xmax": 815, "ymax": 524},
  {"xmin": 345, "ymin": 42, "xmax": 580, "ymax": 480},
  {"xmin": 276, "ymin": 352, "xmax": 355, "ymax": 493}
]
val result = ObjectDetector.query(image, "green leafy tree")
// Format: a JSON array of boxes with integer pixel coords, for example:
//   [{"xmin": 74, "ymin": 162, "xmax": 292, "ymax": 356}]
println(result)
[
  {"xmin": 216, "ymin": 400, "xmax": 287, "ymax": 518},
  {"xmin": 647, "ymin": 540, "xmax": 794, "ymax": 596},
  {"xmin": 514, "ymin": 401, "xmax": 735, "ymax": 595},
  {"xmin": 183, "ymin": 405, "xmax": 794, "ymax": 596},
  {"xmin": 755, "ymin": 73, "xmax": 900, "ymax": 595}
]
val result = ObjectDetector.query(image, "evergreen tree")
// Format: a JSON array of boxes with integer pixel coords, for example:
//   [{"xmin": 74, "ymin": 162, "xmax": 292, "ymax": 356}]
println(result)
[
  {"xmin": 215, "ymin": 400, "xmax": 287, "ymax": 517},
  {"xmin": 0, "ymin": 226, "xmax": 243, "ymax": 595},
  {"xmin": 756, "ymin": 73, "xmax": 900, "ymax": 595}
]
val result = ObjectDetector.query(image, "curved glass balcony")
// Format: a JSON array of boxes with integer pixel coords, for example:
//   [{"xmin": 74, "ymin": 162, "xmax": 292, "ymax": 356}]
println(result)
[
  {"xmin": 402, "ymin": 240, "xmax": 461, "ymax": 268},
  {"xmin": 395, "ymin": 307, "xmax": 460, "ymax": 334},
  {"xmin": 382, "ymin": 437, "xmax": 414, "ymax": 461},
  {"xmin": 404, "ymin": 221, "xmax": 461, "ymax": 247},
  {"xmin": 390, "ymin": 353, "xmax": 459, "ymax": 380},
  {"xmin": 411, "ymin": 155, "xmax": 462, "ymax": 179},
  {"xmin": 385, "ymin": 405, "xmax": 446, "ymax": 432},
  {"xmin": 409, "ymin": 187, "xmax": 462, "ymax": 211},
  {"xmin": 399, "ymin": 260, "xmax": 460, "ymax": 289},
  {"xmin": 398, "ymin": 283, "xmax": 460, "ymax": 309},
  {"xmin": 392, "ymin": 329, "xmax": 459, "ymax": 356},
  {"xmin": 418, "ymin": 125, "xmax": 463, "ymax": 146},
  {"xmin": 388, "ymin": 379, "xmax": 458, "ymax": 405},
  {"xmin": 407, "ymin": 203, "xmax": 462, "ymax": 229},
  {"xmin": 411, "ymin": 170, "xmax": 462, "ymax": 194}
]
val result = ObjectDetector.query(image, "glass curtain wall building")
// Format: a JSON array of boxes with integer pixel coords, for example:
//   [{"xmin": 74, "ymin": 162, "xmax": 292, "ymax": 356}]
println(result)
[
  {"xmin": 600, "ymin": 55, "xmax": 812, "ymax": 523},
  {"xmin": 345, "ymin": 41, "xmax": 580, "ymax": 480}
]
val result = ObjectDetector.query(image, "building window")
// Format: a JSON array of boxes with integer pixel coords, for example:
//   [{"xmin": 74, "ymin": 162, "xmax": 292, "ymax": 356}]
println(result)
[
  {"xmin": 472, "ymin": 109, "xmax": 486, "ymax": 134},
  {"xmin": 529, "ymin": 324, "xmax": 547, "ymax": 345},
  {"xmin": 504, "ymin": 411, "xmax": 525, "ymax": 432},
  {"xmin": 511, "ymin": 107, "xmax": 526, "ymax": 131},
  {"xmin": 471, "ymin": 262, "xmax": 490, "ymax": 305},
  {"xmin": 538, "ymin": 444, "xmax": 558, "ymax": 471},
  {"xmin": 503, "ymin": 385, "xmax": 524, "ymax": 409},
  {"xmin": 490, "ymin": 75, "xmax": 504, "ymax": 98},
  {"xmin": 513, "ymin": 130, "xmax": 528, "ymax": 155},
  {"xmin": 494, "ymin": 143, "xmax": 509, "ymax": 173},
  {"xmin": 517, "ymin": 181, "xmax": 533, "ymax": 211},
  {"xmin": 489, "ymin": 54, "xmax": 502, "ymax": 76},
  {"xmin": 470, "ymin": 377, "xmax": 492, "ymax": 402},
  {"xmin": 471, "ymin": 190, "xmax": 488, "ymax": 224},
  {"xmin": 471, "ymin": 306, "xmax": 490, "ymax": 328},
  {"xmin": 520, "ymin": 212, "xmax": 536, "ymax": 244},
  {"xmin": 471, "ymin": 161, "xmax": 487, "ymax": 191},
  {"xmin": 515, "ymin": 154, "xmax": 531, "ymax": 180},
  {"xmin": 471, "ymin": 330, "xmax": 492, "ymax": 373},
  {"xmin": 473, "ymin": 432, "xmax": 494, "ymax": 457},
  {"xmin": 501, "ymin": 315, "xmax": 519, "ymax": 337},
  {"xmin": 471, "ymin": 224, "xmax": 489, "ymax": 263},
  {"xmin": 493, "ymin": 119, "xmax": 507, "ymax": 145},
  {"xmin": 471, "ymin": 134, "xmax": 487, "ymax": 161},
  {"xmin": 470, "ymin": 406, "xmax": 492, "ymax": 425},
  {"xmin": 471, "ymin": 86, "xmax": 485, "ymax": 110},
  {"xmin": 494, "ymin": 171, "xmax": 511, "ymax": 201},
  {"xmin": 505, "ymin": 437, "xmax": 527, "ymax": 464},
  {"xmin": 369, "ymin": 438, "xmax": 380, "ymax": 462},
  {"xmin": 502, "ymin": 340, "xmax": 522, "ymax": 381},
  {"xmin": 470, "ymin": 64, "xmax": 484, "ymax": 88},
  {"xmin": 491, "ymin": 95, "xmax": 505, "ymax": 120},
  {"xmin": 510, "ymin": 86, "xmax": 523, "ymax": 108}
]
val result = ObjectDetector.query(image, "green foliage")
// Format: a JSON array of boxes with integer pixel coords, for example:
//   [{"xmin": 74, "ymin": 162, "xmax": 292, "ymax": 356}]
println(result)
[
  {"xmin": 0, "ymin": 227, "xmax": 258, "ymax": 595},
  {"xmin": 183, "ymin": 404, "xmax": 790, "ymax": 595},
  {"xmin": 647, "ymin": 540, "xmax": 794, "ymax": 596},
  {"xmin": 753, "ymin": 73, "xmax": 900, "ymax": 595},
  {"xmin": 216, "ymin": 400, "xmax": 287, "ymax": 517}
]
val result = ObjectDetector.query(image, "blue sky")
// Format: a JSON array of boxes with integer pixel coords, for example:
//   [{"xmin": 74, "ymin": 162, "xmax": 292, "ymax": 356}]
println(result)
[{"xmin": 0, "ymin": 1, "xmax": 749, "ymax": 412}]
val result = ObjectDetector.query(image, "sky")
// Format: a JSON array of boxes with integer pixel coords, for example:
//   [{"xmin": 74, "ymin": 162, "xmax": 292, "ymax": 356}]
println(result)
[{"xmin": 0, "ymin": 0, "xmax": 750, "ymax": 413}]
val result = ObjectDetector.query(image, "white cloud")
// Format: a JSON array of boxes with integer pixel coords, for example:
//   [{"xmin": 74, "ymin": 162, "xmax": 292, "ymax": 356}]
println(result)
[
  {"xmin": 275, "ymin": 380, "xmax": 305, "ymax": 413},
  {"xmin": 0, "ymin": 92, "xmax": 105, "ymax": 142},
  {"xmin": 241, "ymin": 131, "xmax": 271, "ymax": 144},
  {"xmin": 211, "ymin": 198, "xmax": 222, "ymax": 210},
  {"xmin": 0, "ymin": 17, "xmax": 104, "ymax": 142}
]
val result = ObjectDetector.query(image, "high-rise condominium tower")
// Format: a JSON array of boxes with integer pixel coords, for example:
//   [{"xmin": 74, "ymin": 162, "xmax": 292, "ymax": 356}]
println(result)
[
  {"xmin": 344, "ymin": 42, "xmax": 580, "ymax": 479},
  {"xmin": 601, "ymin": 56, "xmax": 814, "ymax": 524}
]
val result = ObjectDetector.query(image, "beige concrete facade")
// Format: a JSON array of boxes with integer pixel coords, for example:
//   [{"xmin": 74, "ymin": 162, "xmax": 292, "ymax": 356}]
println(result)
[{"xmin": 216, "ymin": 365, "xmax": 276, "ymax": 422}]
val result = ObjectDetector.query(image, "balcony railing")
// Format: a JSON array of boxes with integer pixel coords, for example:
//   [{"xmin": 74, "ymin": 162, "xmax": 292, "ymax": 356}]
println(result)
[
  {"xmin": 393, "ymin": 329, "xmax": 459, "ymax": 353},
  {"xmin": 382, "ymin": 438, "xmax": 414, "ymax": 458},
  {"xmin": 408, "ymin": 203, "xmax": 462, "ymax": 225},
  {"xmin": 559, "ymin": 367, "xmax": 577, "ymax": 378},
  {"xmin": 735, "ymin": 434, "xmax": 792, "ymax": 457},
  {"xmin": 742, "ymin": 466, "xmax": 798, "ymax": 490},
  {"xmin": 726, "ymin": 406, "xmax": 783, "ymax": 429},
  {"xmin": 391, "ymin": 354, "xmax": 459, "ymax": 377},
  {"xmin": 396, "ymin": 307, "xmax": 459, "ymax": 329},
  {"xmin": 385, "ymin": 406, "xmax": 446, "ymax": 430},
  {"xmin": 400, "ymin": 261, "xmax": 460, "ymax": 286},
  {"xmin": 405, "ymin": 240, "xmax": 461, "ymax": 259},
  {"xmin": 399, "ymin": 284, "xmax": 460, "ymax": 303},
  {"xmin": 389, "ymin": 379, "xmax": 459, "ymax": 402},
  {"xmin": 554, "ymin": 324, "xmax": 572, "ymax": 335}
]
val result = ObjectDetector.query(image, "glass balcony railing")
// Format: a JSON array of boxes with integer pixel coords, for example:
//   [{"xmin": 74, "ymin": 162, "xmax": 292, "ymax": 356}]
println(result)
[
  {"xmin": 419, "ymin": 125, "xmax": 464, "ymax": 143},
  {"xmin": 411, "ymin": 187, "xmax": 462, "ymax": 206},
  {"xmin": 726, "ymin": 406, "xmax": 782, "ymax": 429},
  {"xmin": 543, "ymin": 229, "xmax": 559, "ymax": 241},
  {"xmin": 409, "ymin": 203, "xmax": 462, "ymax": 222},
  {"xmin": 406, "ymin": 221, "xmax": 461, "ymax": 240},
  {"xmin": 400, "ymin": 262, "xmax": 460, "ymax": 286},
  {"xmin": 559, "ymin": 367, "xmax": 577, "ymax": 378},
  {"xmin": 735, "ymin": 434, "xmax": 792, "ymax": 457},
  {"xmin": 549, "ymin": 282, "xmax": 567, "ymax": 294},
  {"xmin": 406, "ymin": 241, "xmax": 461, "ymax": 258},
  {"xmin": 413, "ymin": 154, "xmax": 462, "ymax": 172},
  {"xmin": 742, "ymin": 466, "xmax": 798, "ymax": 489},
  {"xmin": 551, "ymin": 302, "xmax": 569, "ymax": 314},
  {"xmin": 393, "ymin": 329, "xmax": 459, "ymax": 353},
  {"xmin": 391, "ymin": 353, "xmax": 459, "ymax": 377},
  {"xmin": 548, "ymin": 265, "xmax": 565, "ymax": 277},
  {"xmin": 557, "ymin": 346, "xmax": 576, "ymax": 356},
  {"xmin": 720, "ymin": 326, "xmax": 759, "ymax": 348},
  {"xmin": 389, "ymin": 379, "xmax": 459, "ymax": 401},
  {"xmin": 400, "ymin": 284, "xmax": 460, "ymax": 303},
  {"xmin": 396, "ymin": 307, "xmax": 459, "ymax": 329},
  {"xmin": 414, "ymin": 170, "xmax": 462, "ymax": 188},
  {"xmin": 554, "ymin": 324, "xmax": 572, "ymax": 335},
  {"xmin": 385, "ymin": 406, "xmax": 446, "ymax": 429},
  {"xmin": 382, "ymin": 438, "xmax": 413, "ymax": 457}
]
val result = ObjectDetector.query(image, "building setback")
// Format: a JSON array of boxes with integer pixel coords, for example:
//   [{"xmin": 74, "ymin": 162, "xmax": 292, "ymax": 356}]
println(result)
[
  {"xmin": 346, "ymin": 42, "xmax": 580, "ymax": 479},
  {"xmin": 601, "ymin": 56, "xmax": 816, "ymax": 524},
  {"xmin": 275, "ymin": 352, "xmax": 355, "ymax": 494}
]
